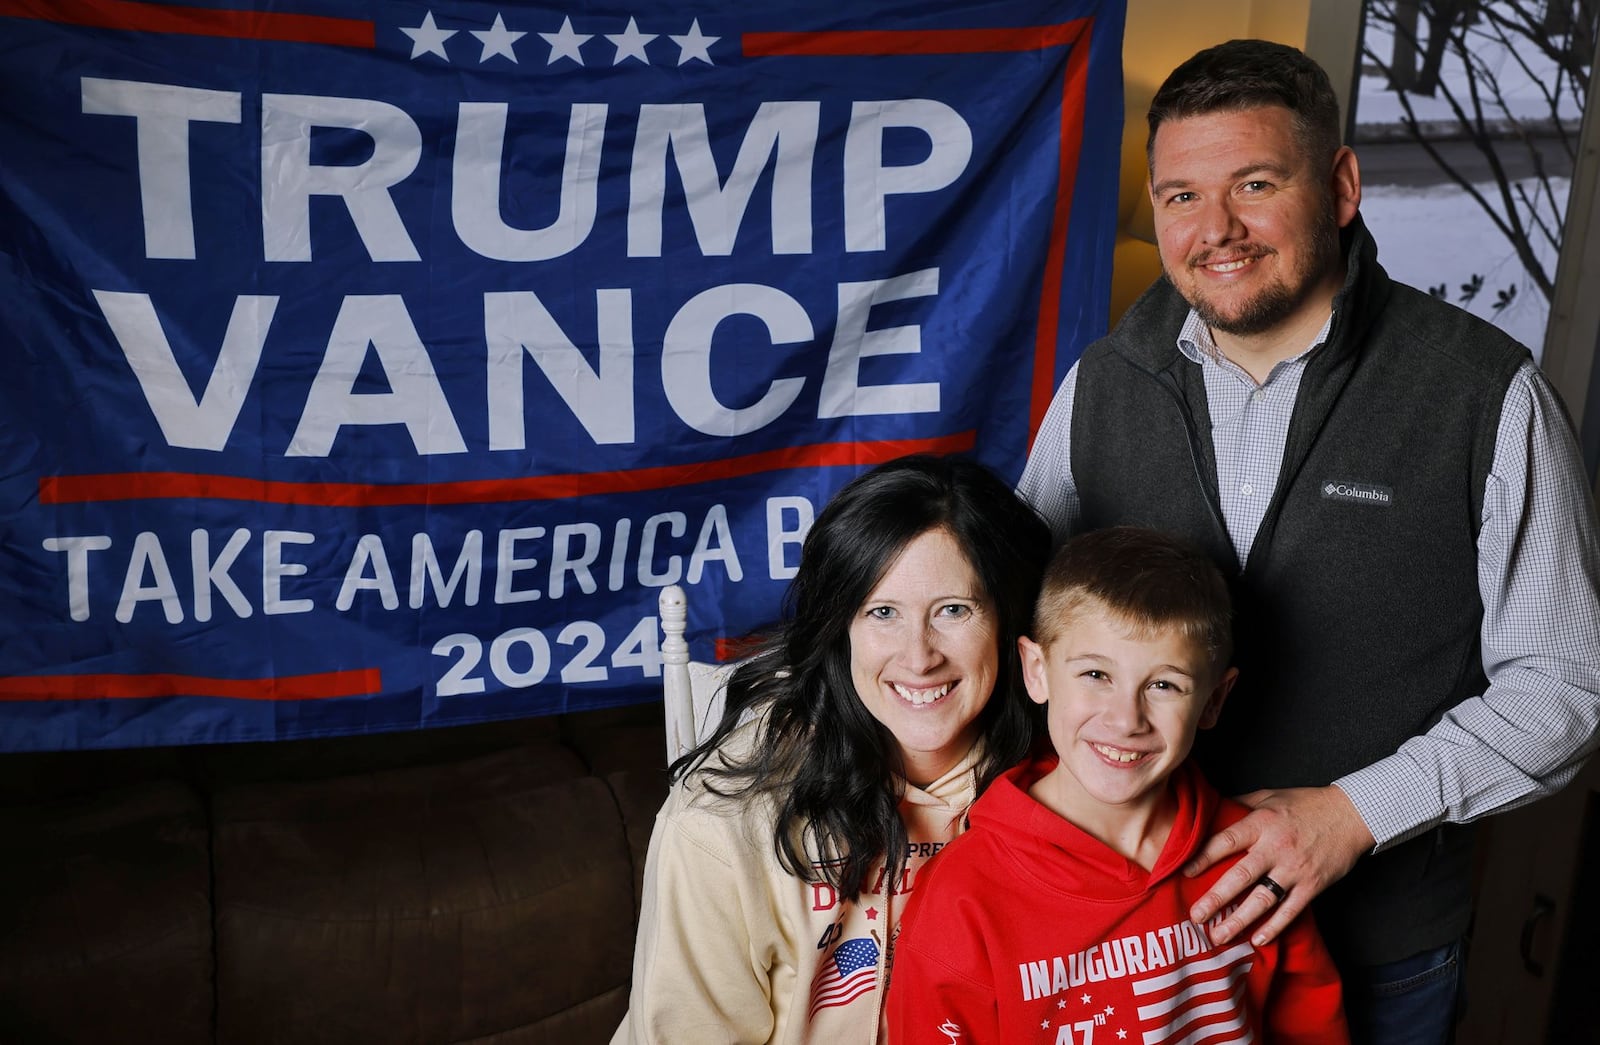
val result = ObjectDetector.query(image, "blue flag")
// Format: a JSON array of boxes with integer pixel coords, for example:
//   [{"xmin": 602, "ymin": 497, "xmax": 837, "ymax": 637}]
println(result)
[{"xmin": 0, "ymin": 0, "xmax": 1125, "ymax": 749}]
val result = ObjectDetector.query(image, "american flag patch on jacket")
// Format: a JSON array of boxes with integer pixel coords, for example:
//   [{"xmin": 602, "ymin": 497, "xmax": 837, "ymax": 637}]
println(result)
[{"xmin": 809, "ymin": 936, "xmax": 879, "ymax": 1016}]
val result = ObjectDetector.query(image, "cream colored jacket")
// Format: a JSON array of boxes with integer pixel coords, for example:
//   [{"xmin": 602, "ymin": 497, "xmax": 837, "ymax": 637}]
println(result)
[{"xmin": 612, "ymin": 726, "xmax": 981, "ymax": 1045}]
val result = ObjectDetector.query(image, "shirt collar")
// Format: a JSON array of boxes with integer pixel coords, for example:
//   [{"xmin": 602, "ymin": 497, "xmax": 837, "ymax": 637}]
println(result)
[{"xmin": 1176, "ymin": 310, "xmax": 1334, "ymax": 376}]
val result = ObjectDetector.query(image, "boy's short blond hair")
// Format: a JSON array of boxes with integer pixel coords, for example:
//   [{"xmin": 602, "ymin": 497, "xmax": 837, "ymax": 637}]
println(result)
[{"xmin": 1032, "ymin": 527, "xmax": 1233, "ymax": 673}]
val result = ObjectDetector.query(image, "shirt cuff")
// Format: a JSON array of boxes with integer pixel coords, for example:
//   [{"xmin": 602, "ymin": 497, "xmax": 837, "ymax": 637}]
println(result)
[{"xmin": 1333, "ymin": 754, "xmax": 1445, "ymax": 852}]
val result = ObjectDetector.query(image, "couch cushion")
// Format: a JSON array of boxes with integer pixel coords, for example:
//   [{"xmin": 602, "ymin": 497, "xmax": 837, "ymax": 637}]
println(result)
[
  {"xmin": 213, "ymin": 742, "xmax": 635, "ymax": 1044},
  {"xmin": 604, "ymin": 768, "xmax": 669, "ymax": 920},
  {"xmin": 0, "ymin": 780, "xmax": 213, "ymax": 1045},
  {"xmin": 561, "ymin": 701, "xmax": 667, "ymax": 778},
  {"xmin": 0, "ymin": 745, "xmax": 193, "ymax": 806},
  {"xmin": 196, "ymin": 714, "xmax": 566, "ymax": 790}
]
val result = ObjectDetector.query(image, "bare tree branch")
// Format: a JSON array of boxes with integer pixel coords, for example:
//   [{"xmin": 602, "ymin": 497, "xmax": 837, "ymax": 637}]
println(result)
[
  {"xmin": 1358, "ymin": 0, "xmax": 1591, "ymax": 303},
  {"xmin": 1515, "ymin": 181, "xmax": 1562, "ymax": 252}
]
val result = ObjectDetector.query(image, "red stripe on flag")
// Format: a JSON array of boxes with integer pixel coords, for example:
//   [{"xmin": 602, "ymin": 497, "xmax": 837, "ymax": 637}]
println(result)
[
  {"xmin": 738, "ymin": 18, "xmax": 1097, "ymax": 449},
  {"xmin": 1029, "ymin": 20, "xmax": 1093, "ymax": 441},
  {"xmin": 40, "ymin": 432, "xmax": 978, "ymax": 507},
  {"xmin": 808, "ymin": 968, "xmax": 875, "ymax": 1014},
  {"xmin": 743, "ymin": 23, "xmax": 1085, "ymax": 57},
  {"xmin": 0, "ymin": 0, "xmax": 375, "ymax": 46},
  {"xmin": 713, "ymin": 635, "xmax": 765, "ymax": 663},
  {"xmin": 0, "ymin": 668, "xmax": 382, "ymax": 702}
]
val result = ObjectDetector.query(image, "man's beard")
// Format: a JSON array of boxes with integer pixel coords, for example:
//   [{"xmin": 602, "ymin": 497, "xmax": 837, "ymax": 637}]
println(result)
[{"xmin": 1178, "ymin": 199, "xmax": 1341, "ymax": 338}]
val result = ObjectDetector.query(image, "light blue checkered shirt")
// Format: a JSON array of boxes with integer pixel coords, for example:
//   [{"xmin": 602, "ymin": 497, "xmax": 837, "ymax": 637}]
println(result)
[
  {"xmin": 1017, "ymin": 308, "xmax": 1600, "ymax": 850},
  {"xmin": 1174, "ymin": 309, "xmax": 1323, "ymax": 566}
]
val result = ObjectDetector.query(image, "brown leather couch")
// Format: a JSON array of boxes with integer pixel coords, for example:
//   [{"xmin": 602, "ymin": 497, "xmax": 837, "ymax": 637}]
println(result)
[{"xmin": 0, "ymin": 704, "xmax": 667, "ymax": 1044}]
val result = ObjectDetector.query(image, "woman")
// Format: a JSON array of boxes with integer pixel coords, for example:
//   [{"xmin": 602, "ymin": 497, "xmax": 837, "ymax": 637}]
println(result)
[{"xmin": 613, "ymin": 455, "xmax": 1051, "ymax": 1044}]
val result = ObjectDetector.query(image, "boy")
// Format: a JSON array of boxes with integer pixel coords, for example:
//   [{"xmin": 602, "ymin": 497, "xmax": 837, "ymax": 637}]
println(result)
[{"xmin": 886, "ymin": 527, "xmax": 1348, "ymax": 1044}]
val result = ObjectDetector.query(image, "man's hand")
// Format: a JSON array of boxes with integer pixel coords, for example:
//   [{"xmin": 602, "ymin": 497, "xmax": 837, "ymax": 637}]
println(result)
[{"xmin": 1184, "ymin": 786, "xmax": 1375, "ymax": 948}]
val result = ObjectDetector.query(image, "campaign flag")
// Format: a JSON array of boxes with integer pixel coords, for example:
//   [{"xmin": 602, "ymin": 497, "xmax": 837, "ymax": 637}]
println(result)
[
  {"xmin": 0, "ymin": 0, "xmax": 1126, "ymax": 750},
  {"xmin": 809, "ymin": 935, "xmax": 880, "ymax": 1017}
]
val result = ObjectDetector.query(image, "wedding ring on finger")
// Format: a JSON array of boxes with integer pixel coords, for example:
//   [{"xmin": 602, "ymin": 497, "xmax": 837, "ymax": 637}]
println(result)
[{"xmin": 1255, "ymin": 875, "xmax": 1287, "ymax": 903}]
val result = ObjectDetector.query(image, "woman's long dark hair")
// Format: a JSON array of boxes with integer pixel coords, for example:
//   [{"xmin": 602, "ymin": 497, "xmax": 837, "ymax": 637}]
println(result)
[{"xmin": 676, "ymin": 454, "xmax": 1051, "ymax": 896}]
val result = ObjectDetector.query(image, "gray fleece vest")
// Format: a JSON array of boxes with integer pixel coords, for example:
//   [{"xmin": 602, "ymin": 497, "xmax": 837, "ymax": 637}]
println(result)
[{"xmin": 1071, "ymin": 219, "xmax": 1528, "ymax": 965}]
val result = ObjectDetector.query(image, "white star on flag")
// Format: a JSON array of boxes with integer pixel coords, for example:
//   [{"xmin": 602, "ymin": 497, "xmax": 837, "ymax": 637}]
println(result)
[
  {"xmin": 400, "ymin": 11, "xmax": 455, "ymax": 60},
  {"xmin": 471, "ymin": 13, "xmax": 526, "ymax": 63},
  {"xmin": 606, "ymin": 17, "xmax": 656, "ymax": 65},
  {"xmin": 669, "ymin": 18, "xmax": 718, "ymax": 65},
  {"xmin": 540, "ymin": 16, "xmax": 591, "ymax": 66}
]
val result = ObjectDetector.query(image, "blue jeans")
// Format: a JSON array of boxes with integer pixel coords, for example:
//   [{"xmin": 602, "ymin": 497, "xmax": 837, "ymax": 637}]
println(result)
[{"xmin": 1342, "ymin": 940, "xmax": 1465, "ymax": 1045}]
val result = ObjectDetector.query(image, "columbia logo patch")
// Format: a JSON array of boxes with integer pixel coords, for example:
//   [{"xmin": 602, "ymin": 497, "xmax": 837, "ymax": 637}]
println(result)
[{"xmin": 1321, "ymin": 480, "xmax": 1393, "ymax": 506}]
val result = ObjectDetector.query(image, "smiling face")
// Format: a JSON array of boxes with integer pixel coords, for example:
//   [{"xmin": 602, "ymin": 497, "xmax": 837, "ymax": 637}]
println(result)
[
  {"xmin": 1019, "ymin": 601, "xmax": 1236, "ymax": 835},
  {"xmin": 848, "ymin": 527, "xmax": 999, "ymax": 785},
  {"xmin": 1148, "ymin": 105, "xmax": 1359, "ymax": 356}
]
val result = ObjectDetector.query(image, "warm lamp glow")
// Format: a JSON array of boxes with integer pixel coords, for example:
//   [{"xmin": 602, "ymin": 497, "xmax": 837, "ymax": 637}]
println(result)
[{"xmin": 1124, "ymin": 184, "xmax": 1156, "ymax": 245}]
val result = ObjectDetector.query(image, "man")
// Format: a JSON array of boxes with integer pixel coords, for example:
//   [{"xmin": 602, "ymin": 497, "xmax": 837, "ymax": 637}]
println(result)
[{"xmin": 1018, "ymin": 38, "xmax": 1600, "ymax": 1044}]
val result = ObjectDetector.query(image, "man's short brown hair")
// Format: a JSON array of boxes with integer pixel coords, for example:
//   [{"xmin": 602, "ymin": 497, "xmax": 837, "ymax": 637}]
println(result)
[{"xmin": 1146, "ymin": 38, "xmax": 1343, "ymax": 171}]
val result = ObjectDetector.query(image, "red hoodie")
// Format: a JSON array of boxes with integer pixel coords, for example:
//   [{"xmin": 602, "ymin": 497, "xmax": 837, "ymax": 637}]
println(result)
[{"xmin": 887, "ymin": 755, "xmax": 1348, "ymax": 1045}]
